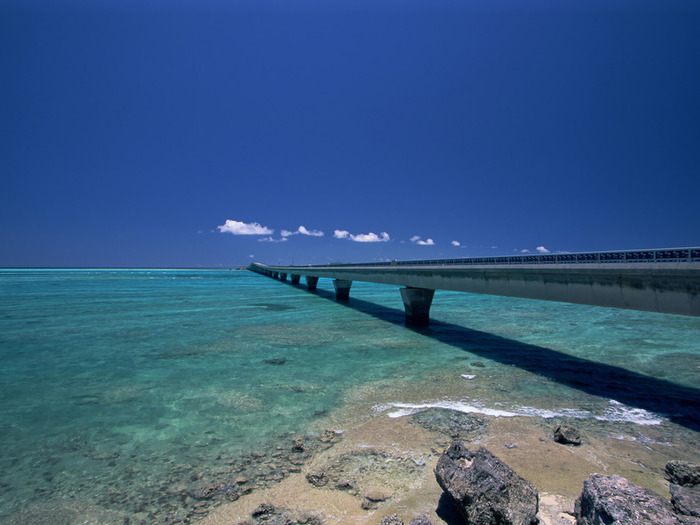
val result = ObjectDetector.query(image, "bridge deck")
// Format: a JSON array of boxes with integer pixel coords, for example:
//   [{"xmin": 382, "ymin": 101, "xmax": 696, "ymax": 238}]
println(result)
[{"xmin": 250, "ymin": 248, "xmax": 700, "ymax": 319}]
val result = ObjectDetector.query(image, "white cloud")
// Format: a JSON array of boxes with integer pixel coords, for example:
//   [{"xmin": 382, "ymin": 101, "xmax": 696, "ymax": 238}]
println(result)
[
  {"xmin": 334, "ymin": 229, "xmax": 390, "ymax": 242},
  {"xmin": 298, "ymin": 225, "xmax": 324, "ymax": 237},
  {"xmin": 218, "ymin": 220, "xmax": 273, "ymax": 235},
  {"xmin": 411, "ymin": 235, "xmax": 435, "ymax": 246},
  {"xmin": 536, "ymin": 246, "xmax": 550, "ymax": 253},
  {"xmin": 281, "ymin": 225, "xmax": 325, "ymax": 237},
  {"xmin": 352, "ymin": 231, "xmax": 390, "ymax": 243},
  {"xmin": 520, "ymin": 249, "xmax": 531, "ymax": 253},
  {"xmin": 258, "ymin": 236, "xmax": 288, "ymax": 243},
  {"xmin": 451, "ymin": 241, "xmax": 461, "ymax": 247}
]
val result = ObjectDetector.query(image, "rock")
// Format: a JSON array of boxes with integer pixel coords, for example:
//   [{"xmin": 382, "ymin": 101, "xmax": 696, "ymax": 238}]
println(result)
[
  {"xmin": 434, "ymin": 441, "xmax": 538, "ymax": 525},
  {"xmin": 320, "ymin": 429, "xmax": 339, "ymax": 443},
  {"xmin": 670, "ymin": 483, "xmax": 700, "ymax": 518},
  {"xmin": 297, "ymin": 513, "xmax": 323, "ymax": 525},
  {"xmin": 575, "ymin": 474, "xmax": 678, "ymax": 525},
  {"xmin": 191, "ymin": 484, "xmax": 217, "ymax": 500},
  {"xmin": 361, "ymin": 499, "xmax": 376, "ymax": 510},
  {"xmin": 334, "ymin": 479, "xmax": 354, "ymax": 491},
  {"xmin": 252, "ymin": 502, "xmax": 276, "ymax": 518},
  {"xmin": 471, "ymin": 362, "xmax": 486, "ymax": 367},
  {"xmin": 264, "ymin": 358, "xmax": 287, "ymax": 365},
  {"xmin": 411, "ymin": 408, "xmax": 487, "ymax": 440},
  {"xmin": 235, "ymin": 477, "xmax": 248, "ymax": 485},
  {"xmin": 553, "ymin": 425, "xmax": 582, "ymax": 446},
  {"xmin": 305, "ymin": 471, "xmax": 328, "ymax": 487},
  {"xmin": 364, "ymin": 490, "xmax": 390, "ymax": 502},
  {"xmin": 408, "ymin": 516, "xmax": 433, "ymax": 525},
  {"xmin": 292, "ymin": 435, "xmax": 306, "ymax": 452},
  {"xmin": 666, "ymin": 461, "xmax": 700, "ymax": 487},
  {"xmin": 379, "ymin": 515, "xmax": 404, "ymax": 525}
]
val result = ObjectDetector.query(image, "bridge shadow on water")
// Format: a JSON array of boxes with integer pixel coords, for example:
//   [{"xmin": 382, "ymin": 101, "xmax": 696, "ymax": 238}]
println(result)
[{"xmin": 298, "ymin": 285, "xmax": 700, "ymax": 433}]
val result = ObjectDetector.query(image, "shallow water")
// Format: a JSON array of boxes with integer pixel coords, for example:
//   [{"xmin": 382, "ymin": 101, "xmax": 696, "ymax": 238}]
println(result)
[{"xmin": 0, "ymin": 269, "xmax": 698, "ymax": 522}]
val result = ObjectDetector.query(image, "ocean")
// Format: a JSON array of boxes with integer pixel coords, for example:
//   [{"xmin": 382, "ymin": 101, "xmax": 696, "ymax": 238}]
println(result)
[{"xmin": 1, "ymin": 269, "xmax": 698, "ymax": 523}]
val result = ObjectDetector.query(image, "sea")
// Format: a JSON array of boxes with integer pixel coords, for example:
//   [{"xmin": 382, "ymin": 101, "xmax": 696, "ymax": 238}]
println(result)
[{"xmin": 1, "ymin": 268, "xmax": 698, "ymax": 523}]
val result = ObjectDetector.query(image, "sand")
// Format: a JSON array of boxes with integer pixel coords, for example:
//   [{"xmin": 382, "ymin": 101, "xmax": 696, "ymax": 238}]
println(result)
[{"xmin": 201, "ymin": 407, "xmax": 698, "ymax": 524}]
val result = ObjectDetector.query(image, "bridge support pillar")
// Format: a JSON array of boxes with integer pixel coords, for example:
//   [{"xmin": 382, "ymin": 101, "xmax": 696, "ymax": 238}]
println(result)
[
  {"xmin": 400, "ymin": 287, "xmax": 435, "ymax": 327},
  {"xmin": 290, "ymin": 274, "xmax": 301, "ymax": 285},
  {"xmin": 272, "ymin": 272, "xmax": 279, "ymax": 279},
  {"xmin": 279, "ymin": 273, "xmax": 287, "ymax": 281},
  {"xmin": 305, "ymin": 276, "xmax": 319, "ymax": 290},
  {"xmin": 333, "ymin": 279, "xmax": 352, "ymax": 300}
]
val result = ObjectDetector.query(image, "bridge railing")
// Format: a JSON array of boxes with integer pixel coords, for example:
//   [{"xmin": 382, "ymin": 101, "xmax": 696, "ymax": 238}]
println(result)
[{"xmin": 308, "ymin": 247, "xmax": 700, "ymax": 269}]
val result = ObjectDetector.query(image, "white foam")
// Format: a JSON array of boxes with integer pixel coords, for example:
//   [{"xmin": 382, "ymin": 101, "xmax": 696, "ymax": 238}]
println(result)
[
  {"xmin": 596, "ymin": 399, "xmax": 663, "ymax": 426},
  {"xmin": 380, "ymin": 401, "xmax": 520, "ymax": 419},
  {"xmin": 376, "ymin": 398, "xmax": 663, "ymax": 425}
]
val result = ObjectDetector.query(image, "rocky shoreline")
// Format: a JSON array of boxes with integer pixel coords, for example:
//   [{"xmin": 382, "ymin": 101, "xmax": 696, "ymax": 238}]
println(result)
[
  {"xmin": 3, "ymin": 409, "xmax": 698, "ymax": 524},
  {"xmin": 197, "ymin": 411, "xmax": 700, "ymax": 525},
  {"xmin": 203, "ymin": 427, "xmax": 700, "ymax": 525}
]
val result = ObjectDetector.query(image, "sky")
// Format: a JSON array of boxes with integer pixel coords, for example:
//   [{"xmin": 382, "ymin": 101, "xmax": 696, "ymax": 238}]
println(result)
[{"xmin": 1, "ymin": 0, "xmax": 699, "ymax": 268}]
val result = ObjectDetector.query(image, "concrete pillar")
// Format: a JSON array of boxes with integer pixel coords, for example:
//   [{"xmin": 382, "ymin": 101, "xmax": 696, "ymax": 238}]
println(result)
[
  {"xmin": 400, "ymin": 287, "xmax": 435, "ymax": 327},
  {"xmin": 279, "ymin": 273, "xmax": 287, "ymax": 281},
  {"xmin": 305, "ymin": 276, "xmax": 319, "ymax": 290},
  {"xmin": 272, "ymin": 272, "xmax": 279, "ymax": 279},
  {"xmin": 333, "ymin": 279, "xmax": 352, "ymax": 301},
  {"xmin": 290, "ymin": 274, "xmax": 301, "ymax": 285}
]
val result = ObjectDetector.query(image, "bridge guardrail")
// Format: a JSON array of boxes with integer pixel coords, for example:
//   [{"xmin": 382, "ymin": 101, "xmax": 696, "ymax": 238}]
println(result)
[{"xmin": 306, "ymin": 248, "xmax": 700, "ymax": 269}]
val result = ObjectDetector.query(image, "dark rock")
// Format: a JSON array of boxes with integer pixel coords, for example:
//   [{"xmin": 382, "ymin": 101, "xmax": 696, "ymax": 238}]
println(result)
[
  {"xmin": 191, "ymin": 484, "xmax": 218, "ymax": 500},
  {"xmin": 471, "ymin": 362, "xmax": 486, "ymax": 368},
  {"xmin": 553, "ymin": 424, "xmax": 582, "ymax": 446},
  {"xmin": 319, "ymin": 429, "xmax": 339, "ymax": 443},
  {"xmin": 264, "ymin": 358, "xmax": 287, "ymax": 365},
  {"xmin": 252, "ymin": 502, "xmax": 276, "ymax": 518},
  {"xmin": 666, "ymin": 461, "xmax": 700, "ymax": 487},
  {"xmin": 297, "ymin": 513, "xmax": 323, "ymax": 525},
  {"xmin": 408, "ymin": 516, "xmax": 433, "ymax": 525},
  {"xmin": 292, "ymin": 435, "xmax": 306, "ymax": 452},
  {"xmin": 361, "ymin": 499, "xmax": 376, "ymax": 510},
  {"xmin": 575, "ymin": 473, "xmax": 678, "ymax": 525},
  {"xmin": 670, "ymin": 483, "xmax": 700, "ymax": 518},
  {"xmin": 305, "ymin": 472, "xmax": 328, "ymax": 487},
  {"xmin": 434, "ymin": 441, "xmax": 538, "ymax": 525},
  {"xmin": 334, "ymin": 479, "xmax": 354, "ymax": 491},
  {"xmin": 676, "ymin": 516, "xmax": 700, "ymax": 525},
  {"xmin": 379, "ymin": 515, "xmax": 404, "ymax": 525}
]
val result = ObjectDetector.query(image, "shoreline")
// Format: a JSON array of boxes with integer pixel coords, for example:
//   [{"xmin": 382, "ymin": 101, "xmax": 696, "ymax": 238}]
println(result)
[{"xmin": 201, "ymin": 400, "xmax": 699, "ymax": 524}]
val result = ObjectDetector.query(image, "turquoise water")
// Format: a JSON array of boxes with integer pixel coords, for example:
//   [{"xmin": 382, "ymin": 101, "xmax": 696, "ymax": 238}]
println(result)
[{"xmin": 1, "ymin": 269, "xmax": 698, "ymax": 522}]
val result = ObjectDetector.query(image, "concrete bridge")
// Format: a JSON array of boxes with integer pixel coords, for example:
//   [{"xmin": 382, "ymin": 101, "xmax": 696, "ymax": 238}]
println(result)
[{"xmin": 249, "ymin": 247, "xmax": 700, "ymax": 326}]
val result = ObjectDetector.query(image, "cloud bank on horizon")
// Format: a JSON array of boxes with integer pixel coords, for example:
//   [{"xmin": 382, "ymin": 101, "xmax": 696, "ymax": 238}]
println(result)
[{"xmin": 218, "ymin": 219, "xmax": 551, "ymax": 253}]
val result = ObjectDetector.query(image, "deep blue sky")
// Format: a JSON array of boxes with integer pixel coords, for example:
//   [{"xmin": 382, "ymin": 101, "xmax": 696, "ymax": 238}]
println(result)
[{"xmin": 2, "ymin": 0, "xmax": 699, "ymax": 267}]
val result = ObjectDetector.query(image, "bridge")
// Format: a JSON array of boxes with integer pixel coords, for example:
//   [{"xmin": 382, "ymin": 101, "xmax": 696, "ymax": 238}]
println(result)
[{"xmin": 249, "ymin": 247, "xmax": 700, "ymax": 326}]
